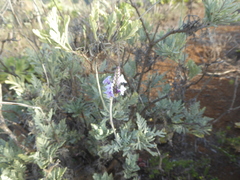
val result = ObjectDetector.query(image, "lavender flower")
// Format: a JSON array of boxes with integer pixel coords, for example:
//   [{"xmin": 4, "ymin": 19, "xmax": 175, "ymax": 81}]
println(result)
[
  {"xmin": 103, "ymin": 76, "xmax": 112, "ymax": 85},
  {"xmin": 103, "ymin": 67, "xmax": 127, "ymax": 98}
]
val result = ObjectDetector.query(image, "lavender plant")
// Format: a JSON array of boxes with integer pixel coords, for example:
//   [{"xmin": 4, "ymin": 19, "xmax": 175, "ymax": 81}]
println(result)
[{"xmin": 1, "ymin": 0, "xmax": 240, "ymax": 179}]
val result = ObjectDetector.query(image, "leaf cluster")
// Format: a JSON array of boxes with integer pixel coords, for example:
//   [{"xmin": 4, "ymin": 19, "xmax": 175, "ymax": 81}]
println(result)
[{"xmin": 203, "ymin": 0, "xmax": 240, "ymax": 26}]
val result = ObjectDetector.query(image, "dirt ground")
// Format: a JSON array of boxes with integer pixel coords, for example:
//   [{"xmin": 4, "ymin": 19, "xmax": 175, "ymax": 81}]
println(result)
[
  {"xmin": 152, "ymin": 24, "xmax": 240, "ymax": 179},
  {"xmin": 152, "ymin": 3, "xmax": 240, "ymax": 179},
  {"xmin": 186, "ymin": 26, "xmax": 240, "ymax": 179}
]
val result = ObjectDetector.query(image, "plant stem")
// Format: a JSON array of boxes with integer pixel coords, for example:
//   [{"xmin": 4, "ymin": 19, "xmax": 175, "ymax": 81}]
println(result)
[
  {"xmin": 95, "ymin": 67, "xmax": 108, "ymax": 111},
  {"xmin": 109, "ymin": 97, "xmax": 118, "ymax": 142}
]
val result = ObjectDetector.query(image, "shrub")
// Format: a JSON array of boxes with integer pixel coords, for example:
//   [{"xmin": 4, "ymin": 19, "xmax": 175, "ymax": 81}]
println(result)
[{"xmin": 0, "ymin": 0, "xmax": 240, "ymax": 179}]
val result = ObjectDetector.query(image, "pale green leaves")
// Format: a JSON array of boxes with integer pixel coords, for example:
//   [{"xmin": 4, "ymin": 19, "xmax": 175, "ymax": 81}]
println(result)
[
  {"xmin": 90, "ymin": 119, "xmax": 113, "ymax": 141},
  {"xmin": 89, "ymin": 1, "xmax": 140, "ymax": 43},
  {"xmin": 98, "ymin": 112, "xmax": 165, "ymax": 179},
  {"xmin": 123, "ymin": 59, "xmax": 136, "ymax": 78},
  {"xmin": 203, "ymin": 0, "xmax": 240, "ymax": 26},
  {"xmin": 134, "ymin": 113, "xmax": 165, "ymax": 156},
  {"xmin": 155, "ymin": 32, "xmax": 186, "ymax": 62},
  {"xmin": 5, "ymin": 76, "xmax": 25, "ymax": 96},
  {"xmin": 0, "ymin": 56, "xmax": 34, "ymax": 96},
  {"xmin": 0, "ymin": 140, "xmax": 26, "ymax": 180},
  {"xmin": 114, "ymin": 3, "xmax": 140, "ymax": 42},
  {"xmin": 0, "ymin": 56, "xmax": 34, "ymax": 83},
  {"xmin": 181, "ymin": 102, "xmax": 212, "ymax": 138},
  {"xmin": 89, "ymin": 1, "xmax": 102, "ymax": 41},
  {"xmin": 93, "ymin": 171, "xmax": 113, "ymax": 180},
  {"xmin": 118, "ymin": 20, "xmax": 140, "ymax": 42},
  {"xmin": 21, "ymin": 134, "xmax": 67, "ymax": 180},
  {"xmin": 33, "ymin": 7, "xmax": 72, "ymax": 51},
  {"xmin": 106, "ymin": 11, "xmax": 117, "ymax": 41},
  {"xmin": 186, "ymin": 60, "xmax": 202, "ymax": 79},
  {"xmin": 123, "ymin": 153, "xmax": 140, "ymax": 179},
  {"xmin": 235, "ymin": 122, "xmax": 240, "ymax": 129},
  {"xmin": 33, "ymin": 136, "xmax": 65, "ymax": 169},
  {"xmin": 33, "ymin": 109, "xmax": 80, "ymax": 144},
  {"xmin": 44, "ymin": 166, "xmax": 67, "ymax": 180},
  {"xmin": 156, "ymin": 99, "xmax": 212, "ymax": 137},
  {"xmin": 100, "ymin": 113, "xmax": 165, "ymax": 156}
]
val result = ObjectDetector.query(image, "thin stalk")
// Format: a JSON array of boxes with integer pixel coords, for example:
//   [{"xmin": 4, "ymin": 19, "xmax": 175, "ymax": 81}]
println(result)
[
  {"xmin": 95, "ymin": 67, "xmax": 108, "ymax": 111},
  {"xmin": 109, "ymin": 97, "xmax": 118, "ymax": 141},
  {"xmin": 0, "ymin": 101, "xmax": 43, "ymax": 113}
]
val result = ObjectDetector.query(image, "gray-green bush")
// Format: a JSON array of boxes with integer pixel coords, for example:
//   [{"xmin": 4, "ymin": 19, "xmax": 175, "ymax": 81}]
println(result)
[{"xmin": 0, "ymin": 0, "xmax": 240, "ymax": 179}]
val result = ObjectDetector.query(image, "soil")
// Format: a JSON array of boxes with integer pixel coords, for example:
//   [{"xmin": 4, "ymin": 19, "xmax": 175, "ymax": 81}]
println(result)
[
  {"xmin": 150, "ymin": 24, "xmax": 240, "ymax": 180},
  {"xmin": 186, "ymin": 26, "xmax": 240, "ymax": 179},
  {"xmin": 133, "ymin": 2, "xmax": 240, "ymax": 178}
]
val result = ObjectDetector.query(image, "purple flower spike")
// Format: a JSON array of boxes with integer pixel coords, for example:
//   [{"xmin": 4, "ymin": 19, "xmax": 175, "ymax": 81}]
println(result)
[
  {"xmin": 103, "ymin": 67, "xmax": 127, "ymax": 99},
  {"xmin": 103, "ymin": 76, "xmax": 112, "ymax": 85},
  {"xmin": 104, "ymin": 80, "xmax": 115, "ymax": 98},
  {"xmin": 105, "ymin": 88, "xmax": 115, "ymax": 98}
]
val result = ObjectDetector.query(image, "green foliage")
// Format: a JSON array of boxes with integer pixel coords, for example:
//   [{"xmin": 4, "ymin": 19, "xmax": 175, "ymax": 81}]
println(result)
[
  {"xmin": 123, "ymin": 60, "xmax": 137, "ymax": 78},
  {"xmin": 33, "ymin": 109, "xmax": 80, "ymax": 144},
  {"xmin": 186, "ymin": 59, "xmax": 202, "ymax": 79},
  {"xmin": 5, "ymin": 75, "xmax": 25, "ymax": 96},
  {"xmin": 203, "ymin": 0, "xmax": 240, "ymax": 25},
  {"xmin": 155, "ymin": 99, "xmax": 212, "ymax": 137},
  {"xmin": 213, "ymin": 145, "xmax": 238, "ymax": 163},
  {"xmin": 98, "ymin": 113, "xmax": 165, "ymax": 154},
  {"xmin": 226, "ymin": 136, "xmax": 240, "ymax": 152},
  {"xmin": 2, "ymin": 105, "xmax": 24, "ymax": 123},
  {"xmin": 123, "ymin": 153, "xmax": 140, "ymax": 179},
  {"xmin": 0, "ymin": 140, "xmax": 26, "ymax": 180},
  {"xmin": 0, "ymin": 57, "xmax": 34, "ymax": 83},
  {"xmin": 148, "ymin": 156, "xmax": 215, "ymax": 179},
  {"xmin": 155, "ymin": 32, "xmax": 186, "ymax": 62},
  {"xmin": 85, "ymin": 0, "xmax": 141, "ymax": 56},
  {"xmin": 93, "ymin": 171, "xmax": 113, "ymax": 180},
  {"xmin": 134, "ymin": 113, "xmax": 165, "ymax": 155},
  {"xmin": 33, "ymin": 7, "xmax": 72, "ymax": 51},
  {"xmin": 90, "ymin": 1, "xmax": 140, "ymax": 42},
  {"xmin": 0, "ymin": 56, "xmax": 34, "ymax": 96},
  {"xmin": 214, "ymin": 127, "xmax": 240, "ymax": 163},
  {"xmin": 1, "ymin": 0, "xmax": 240, "ymax": 179}
]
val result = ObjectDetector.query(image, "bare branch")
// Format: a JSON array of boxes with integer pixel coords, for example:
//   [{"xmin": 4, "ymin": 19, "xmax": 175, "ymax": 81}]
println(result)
[
  {"xmin": 129, "ymin": 0, "xmax": 151, "ymax": 43},
  {"xmin": 153, "ymin": 24, "xmax": 209, "ymax": 46},
  {"xmin": 0, "ymin": 37, "xmax": 18, "ymax": 56},
  {"xmin": 212, "ymin": 76, "xmax": 240, "ymax": 123},
  {"xmin": 230, "ymin": 76, "xmax": 239, "ymax": 109},
  {"xmin": 7, "ymin": 0, "xmax": 22, "ymax": 27},
  {"xmin": 0, "ymin": 101, "xmax": 43, "ymax": 112}
]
